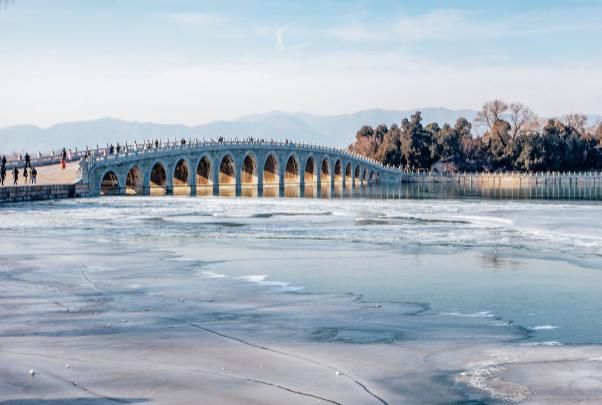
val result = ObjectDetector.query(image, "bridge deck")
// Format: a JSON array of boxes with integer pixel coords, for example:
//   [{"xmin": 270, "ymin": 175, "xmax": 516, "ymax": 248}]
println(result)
[{"xmin": 1, "ymin": 162, "xmax": 79, "ymax": 187}]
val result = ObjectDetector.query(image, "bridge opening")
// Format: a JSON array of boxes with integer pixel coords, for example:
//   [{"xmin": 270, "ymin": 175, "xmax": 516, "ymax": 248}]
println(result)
[
  {"xmin": 126, "ymin": 166, "xmax": 144, "ymax": 195},
  {"xmin": 303, "ymin": 157, "xmax": 316, "ymax": 198},
  {"xmin": 219, "ymin": 155, "xmax": 236, "ymax": 197},
  {"xmin": 320, "ymin": 158, "xmax": 331, "ymax": 198},
  {"xmin": 370, "ymin": 171, "xmax": 378, "ymax": 186},
  {"xmin": 334, "ymin": 160, "xmax": 343, "ymax": 184},
  {"xmin": 333, "ymin": 159, "xmax": 344, "ymax": 198},
  {"xmin": 362, "ymin": 168, "xmax": 369, "ymax": 186},
  {"xmin": 241, "ymin": 154, "xmax": 258, "ymax": 197},
  {"xmin": 263, "ymin": 154, "xmax": 279, "ymax": 198},
  {"xmin": 196, "ymin": 156, "xmax": 212, "ymax": 196},
  {"xmin": 173, "ymin": 159, "xmax": 190, "ymax": 196},
  {"xmin": 100, "ymin": 171, "xmax": 120, "ymax": 196},
  {"xmin": 284, "ymin": 155, "xmax": 300, "ymax": 198},
  {"xmin": 345, "ymin": 163, "xmax": 352, "ymax": 189},
  {"xmin": 150, "ymin": 162, "xmax": 167, "ymax": 196}
]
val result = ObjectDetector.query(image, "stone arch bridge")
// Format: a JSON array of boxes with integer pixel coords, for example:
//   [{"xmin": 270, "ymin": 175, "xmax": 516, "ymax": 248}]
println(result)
[{"xmin": 83, "ymin": 140, "xmax": 402, "ymax": 198}]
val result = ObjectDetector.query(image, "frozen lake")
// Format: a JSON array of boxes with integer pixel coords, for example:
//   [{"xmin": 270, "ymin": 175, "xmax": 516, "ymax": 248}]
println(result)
[{"xmin": 1, "ymin": 196, "xmax": 602, "ymax": 404}]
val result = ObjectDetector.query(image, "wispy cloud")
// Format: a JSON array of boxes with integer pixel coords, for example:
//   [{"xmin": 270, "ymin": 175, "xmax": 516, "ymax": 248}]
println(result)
[
  {"xmin": 331, "ymin": 8, "xmax": 602, "ymax": 44},
  {"xmin": 166, "ymin": 12, "xmax": 224, "ymax": 26},
  {"xmin": 276, "ymin": 25, "xmax": 288, "ymax": 51},
  {"xmin": 396, "ymin": 9, "xmax": 468, "ymax": 40},
  {"xmin": 329, "ymin": 10, "xmax": 474, "ymax": 43},
  {"xmin": 331, "ymin": 23, "xmax": 381, "ymax": 41},
  {"xmin": 275, "ymin": 25, "xmax": 309, "ymax": 52}
]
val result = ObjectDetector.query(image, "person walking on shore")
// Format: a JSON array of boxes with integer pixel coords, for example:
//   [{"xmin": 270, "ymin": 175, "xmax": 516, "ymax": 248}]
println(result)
[
  {"xmin": 31, "ymin": 167, "xmax": 37, "ymax": 184},
  {"xmin": 25, "ymin": 153, "xmax": 31, "ymax": 168},
  {"xmin": 1, "ymin": 156, "xmax": 6, "ymax": 167},
  {"xmin": 12, "ymin": 167, "xmax": 19, "ymax": 185},
  {"xmin": 0, "ymin": 165, "xmax": 5, "ymax": 186},
  {"xmin": 22, "ymin": 167, "xmax": 28, "ymax": 184}
]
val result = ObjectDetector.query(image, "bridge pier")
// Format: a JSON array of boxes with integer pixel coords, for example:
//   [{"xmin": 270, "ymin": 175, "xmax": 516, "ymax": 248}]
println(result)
[
  {"xmin": 190, "ymin": 185, "xmax": 197, "ymax": 197},
  {"xmin": 213, "ymin": 183, "xmax": 219, "ymax": 197},
  {"xmin": 258, "ymin": 181, "xmax": 264, "ymax": 198}
]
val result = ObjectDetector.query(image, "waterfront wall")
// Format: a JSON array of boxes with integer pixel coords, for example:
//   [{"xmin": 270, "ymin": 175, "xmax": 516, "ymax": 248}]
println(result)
[
  {"xmin": 0, "ymin": 184, "xmax": 89, "ymax": 204},
  {"xmin": 2, "ymin": 172, "xmax": 602, "ymax": 203},
  {"xmin": 398, "ymin": 172, "xmax": 602, "ymax": 200}
]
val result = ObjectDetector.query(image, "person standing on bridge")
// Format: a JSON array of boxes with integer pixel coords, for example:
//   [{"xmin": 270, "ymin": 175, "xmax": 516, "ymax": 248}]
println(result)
[
  {"xmin": 1, "ymin": 155, "xmax": 6, "ymax": 167},
  {"xmin": 12, "ymin": 167, "xmax": 19, "ymax": 185},
  {"xmin": 22, "ymin": 167, "xmax": 28, "ymax": 184},
  {"xmin": 0, "ymin": 165, "xmax": 5, "ymax": 186},
  {"xmin": 30, "ymin": 167, "xmax": 37, "ymax": 184},
  {"xmin": 25, "ymin": 153, "xmax": 31, "ymax": 168}
]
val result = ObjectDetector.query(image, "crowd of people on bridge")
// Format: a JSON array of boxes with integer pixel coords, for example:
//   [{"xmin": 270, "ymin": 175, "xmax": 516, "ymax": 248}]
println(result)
[
  {"xmin": 0, "ymin": 154, "xmax": 38, "ymax": 186},
  {"xmin": 98, "ymin": 136, "xmax": 299, "ymax": 158},
  {"xmin": 1, "ymin": 136, "xmax": 310, "ymax": 188}
]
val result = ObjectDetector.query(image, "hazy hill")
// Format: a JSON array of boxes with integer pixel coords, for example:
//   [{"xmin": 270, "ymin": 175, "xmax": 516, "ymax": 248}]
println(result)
[{"xmin": 1, "ymin": 108, "xmax": 599, "ymax": 154}]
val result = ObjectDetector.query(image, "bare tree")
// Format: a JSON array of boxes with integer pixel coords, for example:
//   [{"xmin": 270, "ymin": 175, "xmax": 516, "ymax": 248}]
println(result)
[
  {"xmin": 595, "ymin": 122, "xmax": 602, "ymax": 143},
  {"xmin": 562, "ymin": 113, "xmax": 588, "ymax": 134},
  {"xmin": 474, "ymin": 100, "xmax": 509, "ymax": 131},
  {"xmin": 509, "ymin": 102, "xmax": 537, "ymax": 138}
]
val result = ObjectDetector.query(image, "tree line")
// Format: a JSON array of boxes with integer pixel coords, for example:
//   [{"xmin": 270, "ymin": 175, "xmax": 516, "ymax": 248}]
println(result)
[{"xmin": 349, "ymin": 100, "xmax": 602, "ymax": 172}]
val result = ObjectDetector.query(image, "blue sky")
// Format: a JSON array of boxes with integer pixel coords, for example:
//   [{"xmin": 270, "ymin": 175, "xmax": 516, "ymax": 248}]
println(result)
[{"xmin": 1, "ymin": 0, "xmax": 601, "ymax": 126}]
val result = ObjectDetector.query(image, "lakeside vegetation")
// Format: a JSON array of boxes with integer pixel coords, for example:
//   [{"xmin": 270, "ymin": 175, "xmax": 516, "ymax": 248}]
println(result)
[{"xmin": 349, "ymin": 100, "xmax": 602, "ymax": 172}]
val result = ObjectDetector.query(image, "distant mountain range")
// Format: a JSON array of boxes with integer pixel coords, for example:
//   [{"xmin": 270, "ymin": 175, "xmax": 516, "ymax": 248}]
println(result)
[{"xmin": 0, "ymin": 108, "xmax": 599, "ymax": 154}]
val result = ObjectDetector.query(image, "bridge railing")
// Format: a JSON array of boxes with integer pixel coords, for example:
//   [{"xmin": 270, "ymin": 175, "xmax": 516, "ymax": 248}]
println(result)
[
  {"xmin": 4, "ymin": 138, "xmax": 396, "ymax": 173},
  {"xmin": 84, "ymin": 138, "xmax": 395, "ymax": 172}
]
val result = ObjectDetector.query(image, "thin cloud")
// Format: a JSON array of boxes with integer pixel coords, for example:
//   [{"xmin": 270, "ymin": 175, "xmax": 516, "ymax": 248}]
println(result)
[
  {"xmin": 166, "ymin": 12, "xmax": 224, "ymax": 26},
  {"xmin": 331, "ymin": 8, "xmax": 602, "ymax": 44},
  {"xmin": 396, "ymin": 9, "xmax": 468, "ymax": 40},
  {"xmin": 275, "ymin": 25, "xmax": 308, "ymax": 52},
  {"xmin": 331, "ymin": 23, "xmax": 382, "ymax": 41},
  {"xmin": 276, "ymin": 25, "xmax": 288, "ymax": 51}
]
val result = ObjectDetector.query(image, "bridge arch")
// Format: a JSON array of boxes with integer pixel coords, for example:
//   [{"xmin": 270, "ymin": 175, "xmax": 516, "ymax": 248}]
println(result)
[
  {"xmin": 263, "ymin": 153, "xmax": 280, "ymax": 198},
  {"xmin": 150, "ymin": 161, "xmax": 168, "ymax": 196},
  {"xmin": 126, "ymin": 165, "xmax": 144, "ymax": 195},
  {"xmin": 100, "ymin": 170, "xmax": 120, "ymax": 196},
  {"xmin": 354, "ymin": 165, "xmax": 361, "ymax": 187},
  {"xmin": 362, "ymin": 168, "xmax": 369, "ymax": 186},
  {"xmin": 241, "ymin": 152, "xmax": 258, "ymax": 197},
  {"xmin": 284, "ymin": 153, "xmax": 300, "ymax": 197},
  {"xmin": 196, "ymin": 155, "xmax": 212, "ymax": 196},
  {"xmin": 320, "ymin": 156, "xmax": 331, "ymax": 186},
  {"xmin": 218, "ymin": 153, "xmax": 236, "ymax": 197},
  {"xmin": 345, "ymin": 162, "xmax": 352, "ymax": 188},
  {"xmin": 303, "ymin": 155, "xmax": 317, "ymax": 198},
  {"xmin": 319, "ymin": 156, "xmax": 331, "ymax": 197},
  {"xmin": 334, "ymin": 159, "xmax": 343, "ymax": 186},
  {"xmin": 304, "ymin": 156, "xmax": 316, "ymax": 183},
  {"xmin": 173, "ymin": 158, "xmax": 191, "ymax": 195}
]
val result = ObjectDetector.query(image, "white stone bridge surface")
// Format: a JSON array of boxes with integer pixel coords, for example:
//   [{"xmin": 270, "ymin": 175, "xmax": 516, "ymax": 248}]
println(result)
[{"xmin": 82, "ymin": 140, "xmax": 403, "ymax": 198}]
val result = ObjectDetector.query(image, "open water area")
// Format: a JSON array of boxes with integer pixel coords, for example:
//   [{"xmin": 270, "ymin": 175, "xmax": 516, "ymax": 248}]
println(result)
[{"xmin": 1, "ymin": 191, "xmax": 602, "ymax": 404}]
